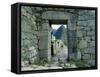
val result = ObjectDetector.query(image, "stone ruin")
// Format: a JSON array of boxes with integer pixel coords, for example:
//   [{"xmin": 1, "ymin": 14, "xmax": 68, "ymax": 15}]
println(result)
[{"xmin": 21, "ymin": 6, "xmax": 96, "ymax": 69}]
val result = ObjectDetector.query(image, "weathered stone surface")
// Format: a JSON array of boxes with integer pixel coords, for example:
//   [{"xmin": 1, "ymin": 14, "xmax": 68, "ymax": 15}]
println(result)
[
  {"xmin": 88, "ymin": 20, "xmax": 95, "ymax": 26},
  {"xmin": 68, "ymin": 25, "xmax": 76, "ymax": 30},
  {"xmin": 35, "ymin": 7, "xmax": 43, "ymax": 11},
  {"xmin": 78, "ymin": 39, "xmax": 88, "ymax": 48},
  {"xmin": 42, "ymin": 11, "xmax": 71, "ymax": 19},
  {"xmin": 86, "ymin": 31, "xmax": 95, "ymax": 36},
  {"xmin": 69, "ymin": 53, "xmax": 76, "ymax": 59},
  {"xmin": 83, "ymin": 47, "xmax": 95, "ymax": 54},
  {"xmin": 23, "ymin": 39, "xmax": 31, "ymax": 46},
  {"xmin": 77, "ymin": 49, "xmax": 82, "ymax": 59},
  {"xmin": 83, "ymin": 27, "xmax": 90, "ymax": 31},
  {"xmin": 78, "ymin": 10, "xmax": 89, "ymax": 15},
  {"xmin": 84, "ymin": 36, "xmax": 91, "ymax": 42},
  {"xmin": 21, "ymin": 7, "xmax": 96, "ymax": 68},
  {"xmin": 42, "ymin": 22, "xmax": 49, "ymax": 30},
  {"xmin": 89, "ymin": 41, "xmax": 95, "ymax": 47},
  {"xmin": 31, "ymin": 17, "xmax": 36, "ymax": 25},
  {"xmin": 21, "ymin": 8, "xmax": 27, "ymax": 16},
  {"xmin": 38, "ymin": 37, "xmax": 48, "ymax": 49},
  {"xmin": 77, "ymin": 30, "xmax": 83, "ymax": 37},
  {"xmin": 68, "ymin": 30, "xmax": 76, "ymax": 38},
  {"xmin": 39, "ymin": 50, "xmax": 48, "ymax": 59},
  {"xmin": 78, "ymin": 15, "xmax": 89, "ymax": 21},
  {"xmin": 89, "ymin": 10, "xmax": 95, "ymax": 20},
  {"xmin": 77, "ymin": 20, "xmax": 88, "ymax": 26},
  {"xmin": 89, "ymin": 14, "xmax": 95, "ymax": 20},
  {"xmin": 76, "ymin": 26, "xmax": 84, "ymax": 30},
  {"xmin": 87, "ymin": 60, "xmax": 95, "ymax": 66},
  {"xmin": 82, "ymin": 54, "xmax": 91, "ymax": 60},
  {"xmin": 22, "ymin": 6, "xmax": 33, "ymax": 15},
  {"xmin": 37, "ymin": 31, "xmax": 49, "ymax": 36},
  {"xmin": 21, "ymin": 7, "xmax": 37, "ymax": 32},
  {"xmin": 21, "ymin": 16, "xmax": 33, "ymax": 32},
  {"xmin": 91, "ymin": 36, "xmax": 95, "ymax": 41},
  {"xmin": 21, "ymin": 32, "xmax": 37, "ymax": 40}
]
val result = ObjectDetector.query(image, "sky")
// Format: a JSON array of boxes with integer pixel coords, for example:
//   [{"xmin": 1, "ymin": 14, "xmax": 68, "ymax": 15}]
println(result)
[{"xmin": 52, "ymin": 24, "xmax": 67, "ymax": 30}]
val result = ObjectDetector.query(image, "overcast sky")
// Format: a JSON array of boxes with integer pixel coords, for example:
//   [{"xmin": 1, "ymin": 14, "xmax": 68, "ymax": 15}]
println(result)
[{"xmin": 52, "ymin": 24, "xmax": 67, "ymax": 30}]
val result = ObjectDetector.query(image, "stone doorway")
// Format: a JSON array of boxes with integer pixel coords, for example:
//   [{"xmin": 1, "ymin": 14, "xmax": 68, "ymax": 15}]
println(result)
[{"xmin": 49, "ymin": 20, "xmax": 68, "ymax": 63}]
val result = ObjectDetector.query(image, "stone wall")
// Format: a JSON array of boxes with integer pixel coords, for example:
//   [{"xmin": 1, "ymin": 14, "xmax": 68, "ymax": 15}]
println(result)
[
  {"xmin": 76, "ymin": 10, "xmax": 95, "ymax": 66},
  {"xmin": 21, "ymin": 6, "xmax": 52, "ymax": 66},
  {"xmin": 21, "ymin": 6, "xmax": 96, "ymax": 67},
  {"xmin": 67, "ymin": 12, "xmax": 78, "ymax": 60},
  {"xmin": 21, "ymin": 6, "xmax": 39, "ymax": 66}
]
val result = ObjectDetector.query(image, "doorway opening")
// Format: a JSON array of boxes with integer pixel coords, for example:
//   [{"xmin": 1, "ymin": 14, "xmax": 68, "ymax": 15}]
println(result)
[{"xmin": 50, "ymin": 20, "xmax": 68, "ymax": 58}]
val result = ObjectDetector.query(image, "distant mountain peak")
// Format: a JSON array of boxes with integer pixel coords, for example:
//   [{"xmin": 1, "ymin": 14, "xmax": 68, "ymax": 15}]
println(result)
[
  {"xmin": 52, "ymin": 29, "xmax": 57, "ymax": 36},
  {"xmin": 54, "ymin": 25, "xmax": 66, "ymax": 39}
]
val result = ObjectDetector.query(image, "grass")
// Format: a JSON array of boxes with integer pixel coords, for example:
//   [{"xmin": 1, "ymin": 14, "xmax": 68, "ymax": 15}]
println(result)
[
  {"xmin": 33, "ymin": 59, "xmax": 53, "ymax": 66},
  {"xmin": 69, "ymin": 59, "xmax": 90, "ymax": 67}
]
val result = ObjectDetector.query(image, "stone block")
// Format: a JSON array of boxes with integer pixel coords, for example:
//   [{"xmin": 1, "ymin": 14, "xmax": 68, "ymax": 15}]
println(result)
[
  {"xmin": 82, "ymin": 54, "xmax": 91, "ymax": 60},
  {"xmin": 68, "ymin": 25, "xmax": 76, "ymax": 30},
  {"xmin": 77, "ymin": 49, "xmax": 82, "ymax": 60},
  {"xmin": 36, "ymin": 7, "xmax": 43, "ymax": 11},
  {"xmin": 87, "ymin": 60, "xmax": 95, "ymax": 66},
  {"xmin": 42, "ymin": 22, "xmax": 49, "ymax": 30},
  {"xmin": 31, "ymin": 25, "xmax": 37, "ymax": 31},
  {"xmin": 42, "ymin": 11, "xmax": 71, "ymax": 19},
  {"xmin": 37, "ymin": 31, "xmax": 49, "ymax": 36},
  {"xmin": 78, "ymin": 39, "xmax": 88, "ymax": 48},
  {"xmin": 39, "ymin": 37, "xmax": 48, "ymax": 50},
  {"xmin": 77, "ymin": 30, "xmax": 83, "ymax": 37},
  {"xmin": 86, "ymin": 31, "xmax": 95, "ymax": 36},
  {"xmin": 89, "ymin": 14, "xmax": 95, "ymax": 20},
  {"xmin": 30, "ymin": 39, "xmax": 38, "ymax": 47},
  {"xmin": 21, "ymin": 32, "xmax": 26, "ymax": 39},
  {"xmin": 21, "ymin": 16, "xmax": 33, "ymax": 32},
  {"xmin": 31, "ymin": 16, "xmax": 36, "ymax": 24},
  {"xmin": 21, "ymin": 40, "xmax": 24, "ymax": 47},
  {"xmin": 68, "ymin": 38, "xmax": 77, "ymax": 48},
  {"xmin": 68, "ymin": 30, "xmax": 76, "ymax": 38},
  {"xmin": 21, "ymin": 8, "xmax": 27, "ymax": 16},
  {"xmin": 84, "ymin": 36, "xmax": 91, "ymax": 42},
  {"xmin": 23, "ymin": 39, "xmax": 31, "ymax": 47},
  {"xmin": 88, "ymin": 20, "xmax": 95, "ymax": 26},
  {"xmin": 89, "ymin": 41, "xmax": 95, "ymax": 47},
  {"xmin": 77, "ymin": 21, "xmax": 88, "ymax": 26},
  {"xmin": 82, "ymin": 30, "xmax": 87, "ymax": 37},
  {"xmin": 91, "ymin": 54, "xmax": 95, "ymax": 60},
  {"xmin": 83, "ymin": 27, "xmax": 90, "ymax": 31},
  {"xmin": 83, "ymin": 47, "xmax": 95, "ymax": 54},
  {"xmin": 89, "ymin": 10, "xmax": 95, "ymax": 14},
  {"xmin": 22, "ymin": 6, "xmax": 33, "ymax": 15},
  {"xmin": 89, "ymin": 10, "xmax": 95, "ymax": 19},
  {"xmin": 90, "ymin": 26, "xmax": 95, "ymax": 31},
  {"xmin": 78, "ymin": 15, "xmax": 89, "ymax": 21},
  {"xmin": 78, "ymin": 10, "xmax": 89, "ymax": 15},
  {"xmin": 39, "ymin": 50, "xmax": 48, "ymax": 59},
  {"xmin": 76, "ymin": 26, "xmax": 84, "ymax": 30},
  {"xmin": 21, "ymin": 32, "xmax": 37, "ymax": 40},
  {"xmin": 69, "ymin": 53, "xmax": 76, "ymax": 59},
  {"xmin": 91, "ymin": 36, "xmax": 95, "ymax": 41}
]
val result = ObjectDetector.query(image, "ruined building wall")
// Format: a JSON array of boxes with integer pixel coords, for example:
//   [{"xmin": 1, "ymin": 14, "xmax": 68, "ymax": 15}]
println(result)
[
  {"xmin": 76, "ymin": 10, "xmax": 95, "ymax": 66},
  {"xmin": 67, "ymin": 13, "xmax": 78, "ymax": 60},
  {"xmin": 21, "ymin": 6, "xmax": 39, "ymax": 65},
  {"xmin": 21, "ymin": 6, "xmax": 95, "ymax": 67},
  {"xmin": 21, "ymin": 7, "xmax": 51, "ymax": 66}
]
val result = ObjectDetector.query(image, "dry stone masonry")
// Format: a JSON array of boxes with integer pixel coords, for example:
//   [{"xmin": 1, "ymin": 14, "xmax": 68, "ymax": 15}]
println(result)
[
  {"xmin": 21, "ymin": 6, "xmax": 95, "ymax": 69},
  {"xmin": 76, "ymin": 10, "xmax": 95, "ymax": 66}
]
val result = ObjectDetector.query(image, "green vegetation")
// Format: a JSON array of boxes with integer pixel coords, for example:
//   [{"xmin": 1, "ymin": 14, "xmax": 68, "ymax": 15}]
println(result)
[
  {"xmin": 69, "ymin": 59, "xmax": 90, "ymax": 67},
  {"xmin": 33, "ymin": 59, "xmax": 53, "ymax": 66}
]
